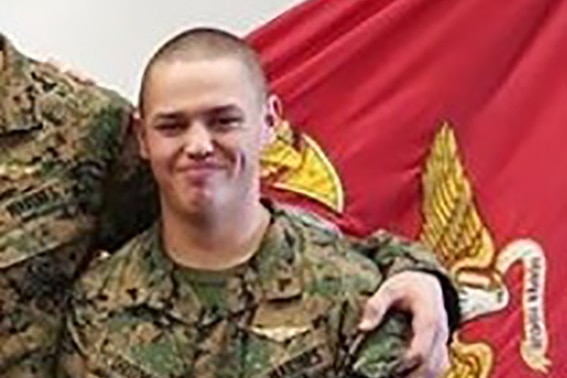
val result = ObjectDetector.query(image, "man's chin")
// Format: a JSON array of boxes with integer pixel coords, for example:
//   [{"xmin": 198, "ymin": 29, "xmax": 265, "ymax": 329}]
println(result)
[{"xmin": 181, "ymin": 194, "xmax": 215, "ymax": 213}]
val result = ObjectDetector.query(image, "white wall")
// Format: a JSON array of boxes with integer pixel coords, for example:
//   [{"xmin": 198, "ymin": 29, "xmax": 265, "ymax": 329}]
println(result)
[{"xmin": 1, "ymin": 0, "xmax": 303, "ymax": 99}]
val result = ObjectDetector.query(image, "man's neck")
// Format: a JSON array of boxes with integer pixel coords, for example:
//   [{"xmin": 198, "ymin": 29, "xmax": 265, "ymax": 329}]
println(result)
[{"xmin": 161, "ymin": 199, "xmax": 271, "ymax": 271}]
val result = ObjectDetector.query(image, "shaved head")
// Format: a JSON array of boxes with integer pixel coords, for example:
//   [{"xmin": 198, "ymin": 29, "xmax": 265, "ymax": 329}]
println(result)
[{"xmin": 139, "ymin": 27, "xmax": 267, "ymax": 115}]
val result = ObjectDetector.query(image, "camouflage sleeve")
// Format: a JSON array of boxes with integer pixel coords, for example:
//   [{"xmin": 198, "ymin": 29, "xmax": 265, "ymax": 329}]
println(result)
[
  {"xmin": 344, "ymin": 312, "xmax": 412, "ymax": 377},
  {"xmin": 348, "ymin": 230, "xmax": 461, "ymax": 334},
  {"xmin": 349, "ymin": 230, "xmax": 444, "ymax": 278},
  {"xmin": 331, "ymin": 257, "xmax": 412, "ymax": 378}
]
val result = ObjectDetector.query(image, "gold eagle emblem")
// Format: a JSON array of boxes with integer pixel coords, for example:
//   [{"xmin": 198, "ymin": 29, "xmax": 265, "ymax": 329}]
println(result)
[{"xmin": 419, "ymin": 122, "xmax": 550, "ymax": 377}]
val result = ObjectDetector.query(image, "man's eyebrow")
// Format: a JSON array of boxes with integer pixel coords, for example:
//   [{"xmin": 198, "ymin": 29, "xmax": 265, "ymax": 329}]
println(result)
[
  {"xmin": 207, "ymin": 104, "xmax": 242, "ymax": 115},
  {"xmin": 151, "ymin": 105, "xmax": 243, "ymax": 122},
  {"xmin": 152, "ymin": 112, "xmax": 186, "ymax": 122}
]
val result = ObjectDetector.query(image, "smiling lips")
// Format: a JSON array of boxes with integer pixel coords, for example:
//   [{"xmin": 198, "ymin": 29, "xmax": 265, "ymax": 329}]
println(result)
[{"xmin": 177, "ymin": 163, "xmax": 224, "ymax": 184}]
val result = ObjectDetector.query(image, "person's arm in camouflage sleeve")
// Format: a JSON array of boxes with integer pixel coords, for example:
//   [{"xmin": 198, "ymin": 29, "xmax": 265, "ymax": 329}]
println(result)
[
  {"xmin": 350, "ymin": 231, "xmax": 460, "ymax": 377},
  {"xmin": 351, "ymin": 230, "xmax": 459, "ymax": 327},
  {"xmin": 349, "ymin": 231, "xmax": 442, "ymax": 275},
  {"xmin": 325, "ymin": 251, "xmax": 412, "ymax": 378},
  {"xmin": 1, "ymin": 35, "xmax": 147, "ymax": 376},
  {"xmin": 43, "ymin": 60, "xmax": 159, "ymax": 257}
]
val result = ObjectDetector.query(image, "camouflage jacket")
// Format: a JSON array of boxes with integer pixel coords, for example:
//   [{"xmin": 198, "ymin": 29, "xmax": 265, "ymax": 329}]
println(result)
[
  {"xmin": 0, "ymin": 35, "xmax": 155, "ymax": 377},
  {"xmin": 59, "ymin": 202, "xmax": 444, "ymax": 378}
]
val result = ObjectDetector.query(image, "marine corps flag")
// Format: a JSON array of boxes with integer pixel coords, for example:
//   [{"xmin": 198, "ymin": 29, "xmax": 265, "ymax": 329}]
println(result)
[{"xmin": 248, "ymin": 0, "xmax": 567, "ymax": 377}]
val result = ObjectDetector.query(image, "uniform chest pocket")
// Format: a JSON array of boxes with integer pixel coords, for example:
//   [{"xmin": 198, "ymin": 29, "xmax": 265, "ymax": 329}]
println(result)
[
  {"xmin": 246, "ymin": 329, "xmax": 334, "ymax": 378},
  {"xmin": 0, "ymin": 156, "xmax": 99, "ymax": 269},
  {"xmin": 242, "ymin": 299, "xmax": 338, "ymax": 378},
  {"xmin": 244, "ymin": 324, "xmax": 335, "ymax": 378}
]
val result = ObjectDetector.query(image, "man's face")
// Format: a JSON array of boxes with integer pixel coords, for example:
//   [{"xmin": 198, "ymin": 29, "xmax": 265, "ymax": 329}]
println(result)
[{"xmin": 138, "ymin": 57, "xmax": 268, "ymax": 216}]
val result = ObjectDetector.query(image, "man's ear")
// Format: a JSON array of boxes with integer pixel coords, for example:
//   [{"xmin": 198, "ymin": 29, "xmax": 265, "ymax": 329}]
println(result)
[
  {"xmin": 261, "ymin": 94, "xmax": 282, "ymax": 146},
  {"xmin": 133, "ymin": 110, "xmax": 149, "ymax": 160}
]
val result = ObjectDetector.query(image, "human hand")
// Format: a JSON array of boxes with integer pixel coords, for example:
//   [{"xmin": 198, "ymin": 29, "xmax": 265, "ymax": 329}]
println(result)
[{"xmin": 359, "ymin": 270, "xmax": 450, "ymax": 377}]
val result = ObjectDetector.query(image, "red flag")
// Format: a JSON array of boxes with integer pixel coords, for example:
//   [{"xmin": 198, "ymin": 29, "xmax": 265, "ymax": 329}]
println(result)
[{"xmin": 248, "ymin": 0, "xmax": 567, "ymax": 377}]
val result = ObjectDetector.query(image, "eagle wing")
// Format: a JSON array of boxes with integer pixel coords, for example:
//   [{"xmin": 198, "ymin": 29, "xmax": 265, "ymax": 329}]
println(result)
[{"xmin": 419, "ymin": 122, "xmax": 496, "ymax": 276}]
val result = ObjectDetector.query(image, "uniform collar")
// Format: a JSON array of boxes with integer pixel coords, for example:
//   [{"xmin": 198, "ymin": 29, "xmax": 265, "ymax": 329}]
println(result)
[{"xmin": 143, "ymin": 200, "xmax": 306, "ymax": 312}]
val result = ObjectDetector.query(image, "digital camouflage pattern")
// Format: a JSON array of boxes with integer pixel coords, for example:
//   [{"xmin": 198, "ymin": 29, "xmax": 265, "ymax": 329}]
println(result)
[
  {"xmin": 0, "ymin": 35, "xmax": 155, "ymax": 377},
  {"xmin": 60, "ymin": 202, "xmax": 444, "ymax": 378},
  {"xmin": 1, "ymin": 34, "xmax": 455, "ymax": 378}
]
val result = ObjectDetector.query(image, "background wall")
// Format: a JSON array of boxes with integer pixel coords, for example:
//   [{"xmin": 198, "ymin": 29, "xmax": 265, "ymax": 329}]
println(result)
[{"xmin": 0, "ymin": 0, "xmax": 302, "ymax": 99}]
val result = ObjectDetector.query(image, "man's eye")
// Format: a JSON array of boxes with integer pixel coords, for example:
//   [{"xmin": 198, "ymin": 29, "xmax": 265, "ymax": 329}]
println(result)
[
  {"xmin": 218, "ymin": 117, "xmax": 241, "ymax": 125},
  {"xmin": 212, "ymin": 117, "xmax": 242, "ymax": 129},
  {"xmin": 155, "ymin": 123, "xmax": 183, "ymax": 133}
]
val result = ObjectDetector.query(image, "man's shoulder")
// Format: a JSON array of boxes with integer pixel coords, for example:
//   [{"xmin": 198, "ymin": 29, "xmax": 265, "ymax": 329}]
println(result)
[
  {"xmin": 273, "ymin": 203, "xmax": 382, "ymax": 295},
  {"xmin": 273, "ymin": 202, "xmax": 341, "ymax": 242},
  {"xmin": 1, "ymin": 34, "xmax": 131, "ymax": 137}
]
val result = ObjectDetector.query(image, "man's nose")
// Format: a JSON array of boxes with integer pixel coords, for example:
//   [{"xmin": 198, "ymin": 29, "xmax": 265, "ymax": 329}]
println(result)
[{"xmin": 183, "ymin": 122, "xmax": 213, "ymax": 158}]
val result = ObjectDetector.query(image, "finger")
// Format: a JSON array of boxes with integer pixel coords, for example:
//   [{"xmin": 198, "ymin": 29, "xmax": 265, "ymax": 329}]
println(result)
[
  {"xmin": 437, "ymin": 345, "xmax": 451, "ymax": 377},
  {"xmin": 406, "ymin": 342, "xmax": 450, "ymax": 378},
  {"xmin": 404, "ymin": 319, "xmax": 450, "ymax": 378},
  {"xmin": 428, "ymin": 322, "xmax": 451, "ymax": 377},
  {"xmin": 405, "ymin": 310, "xmax": 438, "ymax": 363},
  {"xmin": 392, "ymin": 353, "xmax": 422, "ymax": 377},
  {"xmin": 358, "ymin": 285, "xmax": 395, "ymax": 331},
  {"xmin": 403, "ymin": 350, "xmax": 435, "ymax": 378}
]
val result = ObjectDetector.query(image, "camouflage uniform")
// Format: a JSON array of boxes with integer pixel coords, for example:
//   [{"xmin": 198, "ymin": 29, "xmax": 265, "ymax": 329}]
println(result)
[
  {"xmin": 60, "ymin": 202, "xmax": 444, "ymax": 378},
  {"xmin": 0, "ymin": 36, "xmax": 155, "ymax": 377}
]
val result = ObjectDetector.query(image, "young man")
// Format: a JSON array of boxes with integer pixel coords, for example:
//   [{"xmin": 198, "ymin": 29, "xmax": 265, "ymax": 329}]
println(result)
[
  {"xmin": 58, "ymin": 28, "xmax": 455, "ymax": 377},
  {"xmin": 1, "ymin": 31, "xmax": 457, "ymax": 376}
]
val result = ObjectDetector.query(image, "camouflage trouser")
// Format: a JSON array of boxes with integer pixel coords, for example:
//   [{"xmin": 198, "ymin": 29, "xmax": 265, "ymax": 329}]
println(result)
[{"xmin": 0, "ymin": 244, "xmax": 85, "ymax": 378}]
